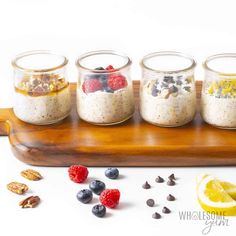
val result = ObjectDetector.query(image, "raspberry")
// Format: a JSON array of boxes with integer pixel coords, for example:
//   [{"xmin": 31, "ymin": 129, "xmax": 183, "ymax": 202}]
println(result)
[
  {"xmin": 99, "ymin": 189, "xmax": 120, "ymax": 208},
  {"xmin": 107, "ymin": 74, "xmax": 128, "ymax": 91},
  {"xmin": 82, "ymin": 79, "xmax": 103, "ymax": 93},
  {"xmin": 106, "ymin": 65, "xmax": 115, "ymax": 72},
  {"xmin": 68, "ymin": 165, "xmax": 88, "ymax": 183}
]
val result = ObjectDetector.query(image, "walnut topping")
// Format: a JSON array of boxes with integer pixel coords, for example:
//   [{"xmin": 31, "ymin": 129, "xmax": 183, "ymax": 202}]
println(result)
[
  {"xmin": 21, "ymin": 169, "xmax": 42, "ymax": 181},
  {"xmin": 16, "ymin": 73, "xmax": 68, "ymax": 97},
  {"xmin": 7, "ymin": 182, "xmax": 29, "ymax": 195},
  {"xmin": 19, "ymin": 196, "xmax": 40, "ymax": 208}
]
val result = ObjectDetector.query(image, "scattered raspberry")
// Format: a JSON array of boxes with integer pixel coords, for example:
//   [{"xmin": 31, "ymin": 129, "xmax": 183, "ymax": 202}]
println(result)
[
  {"xmin": 68, "ymin": 165, "xmax": 89, "ymax": 183},
  {"xmin": 82, "ymin": 79, "xmax": 103, "ymax": 93},
  {"xmin": 99, "ymin": 189, "xmax": 120, "ymax": 208},
  {"xmin": 107, "ymin": 74, "xmax": 128, "ymax": 91},
  {"xmin": 106, "ymin": 65, "xmax": 115, "ymax": 72}
]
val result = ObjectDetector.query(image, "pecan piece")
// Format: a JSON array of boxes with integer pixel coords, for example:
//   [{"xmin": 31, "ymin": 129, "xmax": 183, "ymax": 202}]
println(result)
[
  {"xmin": 7, "ymin": 182, "xmax": 29, "ymax": 195},
  {"xmin": 21, "ymin": 169, "xmax": 42, "ymax": 181},
  {"xmin": 19, "ymin": 196, "xmax": 40, "ymax": 208}
]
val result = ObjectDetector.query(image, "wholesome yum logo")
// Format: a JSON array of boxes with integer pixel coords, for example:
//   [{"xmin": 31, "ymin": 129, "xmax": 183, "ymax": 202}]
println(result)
[{"xmin": 178, "ymin": 211, "xmax": 230, "ymax": 235}]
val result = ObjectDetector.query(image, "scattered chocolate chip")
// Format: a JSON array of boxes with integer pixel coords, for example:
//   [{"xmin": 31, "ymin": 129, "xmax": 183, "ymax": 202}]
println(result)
[
  {"xmin": 155, "ymin": 176, "xmax": 164, "ymax": 183},
  {"xmin": 168, "ymin": 174, "xmax": 176, "ymax": 180},
  {"xmin": 167, "ymin": 194, "xmax": 176, "ymax": 201},
  {"xmin": 163, "ymin": 76, "xmax": 174, "ymax": 84},
  {"xmin": 162, "ymin": 206, "xmax": 171, "ymax": 214},
  {"xmin": 152, "ymin": 212, "xmax": 161, "ymax": 219},
  {"xmin": 142, "ymin": 181, "xmax": 151, "ymax": 189},
  {"xmin": 167, "ymin": 179, "xmax": 176, "ymax": 186},
  {"xmin": 146, "ymin": 199, "xmax": 155, "ymax": 207}
]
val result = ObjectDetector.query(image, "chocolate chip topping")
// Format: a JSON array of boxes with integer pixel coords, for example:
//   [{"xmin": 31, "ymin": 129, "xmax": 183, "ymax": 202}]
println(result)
[
  {"xmin": 146, "ymin": 199, "xmax": 155, "ymax": 207},
  {"xmin": 167, "ymin": 179, "xmax": 176, "ymax": 186},
  {"xmin": 152, "ymin": 212, "xmax": 161, "ymax": 219},
  {"xmin": 155, "ymin": 176, "xmax": 164, "ymax": 183},
  {"xmin": 168, "ymin": 174, "xmax": 176, "ymax": 180},
  {"xmin": 167, "ymin": 194, "xmax": 176, "ymax": 201},
  {"xmin": 162, "ymin": 207, "xmax": 171, "ymax": 214},
  {"xmin": 142, "ymin": 181, "xmax": 151, "ymax": 189}
]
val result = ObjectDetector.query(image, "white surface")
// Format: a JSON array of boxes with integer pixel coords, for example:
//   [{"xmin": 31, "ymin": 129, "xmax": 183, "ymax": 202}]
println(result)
[{"xmin": 1, "ymin": 0, "xmax": 236, "ymax": 235}]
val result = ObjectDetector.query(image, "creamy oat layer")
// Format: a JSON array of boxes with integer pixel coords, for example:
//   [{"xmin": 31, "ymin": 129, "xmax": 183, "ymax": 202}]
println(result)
[
  {"xmin": 201, "ymin": 94, "xmax": 236, "ymax": 128},
  {"xmin": 77, "ymin": 85, "xmax": 134, "ymax": 125},
  {"xmin": 140, "ymin": 91, "xmax": 196, "ymax": 127},
  {"xmin": 14, "ymin": 86, "xmax": 71, "ymax": 125}
]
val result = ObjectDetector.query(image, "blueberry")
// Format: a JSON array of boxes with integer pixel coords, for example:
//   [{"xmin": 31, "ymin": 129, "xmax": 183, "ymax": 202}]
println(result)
[
  {"xmin": 89, "ymin": 180, "xmax": 106, "ymax": 195},
  {"xmin": 105, "ymin": 168, "xmax": 119, "ymax": 179},
  {"xmin": 94, "ymin": 67, "xmax": 105, "ymax": 70},
  {"xmin": 76, "ymin": 189, "xmax": 93, "ymax": 204},
  {"xmin": 92, "ymin": 204, "xmax": 106, "ymax": 217},
  {"xmin": 169, "ymin": 85, "xmax": 178, "ymax": 93},
  {"xmin": 152, "ymin": 87, "xmax": 158, "ymax": 97},
  {"xmin": 104, "ymin": 87, "xmax": 114, "ymax": 93}
]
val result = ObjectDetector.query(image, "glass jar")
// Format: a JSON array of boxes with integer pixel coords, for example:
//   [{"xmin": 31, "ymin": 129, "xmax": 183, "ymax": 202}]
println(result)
[
  {"xmin": 12, "ymin": 50, "xmax": 71, "ymax": 125},
  {"xmin": 140, "ymin": 51, "xmax": 197, "ymax": 127},
  {"xmin": 201, "ymin": 53, "xmax": 236, "ymax": 129},
  {"xmin": 76, "ymin": 50, "xmax": 135, "ymax": 125}
]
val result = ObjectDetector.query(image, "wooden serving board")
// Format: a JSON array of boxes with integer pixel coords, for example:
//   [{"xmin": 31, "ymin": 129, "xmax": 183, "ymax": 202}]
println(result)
[{"xmin": 1, "ymin": 81, "xmax": 236, "ymax": 167}]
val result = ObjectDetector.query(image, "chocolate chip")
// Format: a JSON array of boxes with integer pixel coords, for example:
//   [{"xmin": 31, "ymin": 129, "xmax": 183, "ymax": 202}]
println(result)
[
  {"xmin": 169, "ymin": 85, "xmax": 178, "ymax": 93},
  {"xmin": 162, "ymin": 207, "xmax": 171, "ymax": 214},
  {"xmin": 167, "ymin": 179, "xmax": 176, "ymax": 186},
  {"xmin": 155, "ymin": 176, "xmax": 164, "ymax": 183},
  {"xmin": 167, "ymin": 194, "xmax": 175, "ymax": 201},
  {"xmin": 168, "ymin": 174, "xmax": 176, "ymax": 180},
  {"xmin": 152, "ymin": 212, "xmax": 161, "ymax": 219},
  {"xmin": 142, "ymin": 181, "xmax": 151, "ymax": 189},
  {"xmin": 163, "ymin": 76, "xmax": 174, "ymax": 84},
  {"xmin": 146, "ymin": 199, "xmax": 155, "ymax": 207},
  {"xmin": 184, "ymin": 86, "xmax": 191, "ymax": 92}
]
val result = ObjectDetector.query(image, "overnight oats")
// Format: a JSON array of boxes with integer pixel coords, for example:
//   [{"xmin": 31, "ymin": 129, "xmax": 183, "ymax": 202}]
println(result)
[
  {"xmin": 201, "ymin": 53, "xmax": 236, "ymax": 129},
  {"xmin": 76, "ymin": 50, "xmax": 134, "ymax": 125},
  {"xmin": 140, "ymin": 52, "xmax": 196, "ymax": 127},
  {"xmin": 12, "ymin": 51, "xmax": 71, "ymax": 125}
]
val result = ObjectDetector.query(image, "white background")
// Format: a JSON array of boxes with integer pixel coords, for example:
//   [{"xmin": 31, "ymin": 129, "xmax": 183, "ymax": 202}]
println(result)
[{"xmin": 0, "ymin": 0, "xmax": 236, "ymax": 235}]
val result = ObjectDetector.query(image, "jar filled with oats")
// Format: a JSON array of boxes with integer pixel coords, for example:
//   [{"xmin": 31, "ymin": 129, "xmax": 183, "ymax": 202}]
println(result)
[
  {"xmin": 140, "ymin": 51, "xmax": 197, "ymax": 127},
  {"xmin": 76, "ymin": 50, "xmax": 135, "ymax": 125},
  {"xmin": 201, "ymin": 53, "xmax": 236, "ymax": 129},
  {"xmin": 12, "ymin": 50, "xmax": 71, "ymax": 125}
]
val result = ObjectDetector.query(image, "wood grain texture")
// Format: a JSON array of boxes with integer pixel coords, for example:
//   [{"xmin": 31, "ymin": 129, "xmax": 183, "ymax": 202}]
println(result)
[{"xmin": 0, "ymin": 81, "xmax": 236, "ymax": 167}]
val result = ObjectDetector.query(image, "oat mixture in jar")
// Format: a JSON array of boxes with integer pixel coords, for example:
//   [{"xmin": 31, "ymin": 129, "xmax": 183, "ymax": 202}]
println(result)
[
  {"xmin": 140, "ymin": 51, "xmax": 196, "ymax": 127},
  {"xmin": 76, "ymin": 50, "xmax": 135, "ymax": 125},
  {"xmin": 12, "ymin": 51, "xmax": 71, "ymax": 125},
  {"xmin": 201, "ymin": 53, "xmax": 236, "ymax": 129}
]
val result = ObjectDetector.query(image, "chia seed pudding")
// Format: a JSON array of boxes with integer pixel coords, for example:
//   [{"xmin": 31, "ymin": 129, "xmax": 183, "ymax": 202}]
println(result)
[
  {"xmin": 140, "ymin": 75, "xmax": 196, "ymax": 127},
  {"xmin": 14, "ymin": 74, "xmax": 71, "ymax": 125},
  {"xmin": 201, "ymin": 79, "xmax": 236, "ymax": 128}
]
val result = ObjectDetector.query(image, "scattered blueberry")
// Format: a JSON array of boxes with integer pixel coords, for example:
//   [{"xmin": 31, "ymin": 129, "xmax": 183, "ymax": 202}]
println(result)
[
  {"xmin": 105, "ymin": 168, "xmax": 119, "ymax": 179},
  {"xmin": 176, "ymin": 79, "xmax": 183, "ymax": 86},
  {"xmin": 183, "ymin": 86, "xmax": 191, "ymax": 92},
  {"xmin": 94, "ymin": 67, "xmax": 105, "ymax": 70},
  {"xmin": 92, "ymin": 204, "xmax": 106, "ymax": 217},
  {"xmin": 104, "ymin": 87, "xmax": 114, "ymax": 93},
  {"xmin": 163, "ymin": 76, "xmax": 174, "ymax": 84},
  {"xmin": 89, "ymin": 180, "xmax": 106, "ymax": 195},
  {"xmin": 77, "ymin": 189, "xmax": 93, "ymax": 204},
  {"xmin": 152, "ymin": 87, "xmax": 158, "ymax": 97}
]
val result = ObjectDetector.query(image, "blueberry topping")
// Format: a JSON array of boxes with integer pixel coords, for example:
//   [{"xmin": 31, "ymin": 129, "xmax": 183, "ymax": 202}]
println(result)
[
  {"xmin": 92, "ymin": 204, "xmax": 106, "ymax": 217},
  {"xmin": 76, "ymin": 189, "xmax": 93, "ymax": 204},
  {"xmin": 104, "ymin": 87, "xmax": 114, "ymax": 93},
  {"xmin": 94, "ymin": 67, "xmax": 105, "ymax": 70},
  {"xmin": 152, "ymin": 87, "xmax": 158, "ymax": 97},
  {"xmin": 176, "ymin": 80, "xmax": 183, "ymax": 86},
  {"xmin": 89, "ymin": 180, "xmax": 106, "ymax": 195},
  {"xmin": 105, "ymin": 168, "xmax": 119, "ymax": 179}
]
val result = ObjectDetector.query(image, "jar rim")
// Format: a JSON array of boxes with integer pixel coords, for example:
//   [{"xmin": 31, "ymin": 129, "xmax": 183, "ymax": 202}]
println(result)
[
  {"xmin": 140, "ymin": 51, "xmax": 196, "ymax": 73},
  {"xmin": 203, "ymin": 53, "xmax": 236, "ymax": 76},
  {"xmin": 75, "ymin": 50, "xmax": 132, "ymax": 73},
  {"xmin": 12, "ymin": 50, "xmax": 68, "ymax": 73}
]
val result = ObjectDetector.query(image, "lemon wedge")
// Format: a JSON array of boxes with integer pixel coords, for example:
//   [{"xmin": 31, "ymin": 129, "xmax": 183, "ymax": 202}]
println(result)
[
  {"xmin": 197, "ymin": 175, "xmax": 236, "ymax": 216},
  {"xmin": 220, "ymin": 181, "xmax": 236, "ymax": 200}
]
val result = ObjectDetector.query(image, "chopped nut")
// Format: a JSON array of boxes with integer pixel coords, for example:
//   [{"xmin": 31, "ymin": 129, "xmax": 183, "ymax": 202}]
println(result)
[
  {"xmin": 19, "ymin": 196, "xmax": 40, "ymax": 208},
  {"xmin": 7, "ymin": 182, "xmax": 29, "ymax": 195},
  {"xmin": 21, "ymin": 169, "xmax": 42, "ymax": 181}
]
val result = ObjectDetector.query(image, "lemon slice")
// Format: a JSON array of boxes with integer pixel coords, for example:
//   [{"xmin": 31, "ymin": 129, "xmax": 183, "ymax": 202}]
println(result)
[
  {"xmin": 197, "ymin": 175, "xmax": 236, "ymax": 216},
  {"xmin": 220, "ymin": 181, "xmax": 236, "ymax": 200}
]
